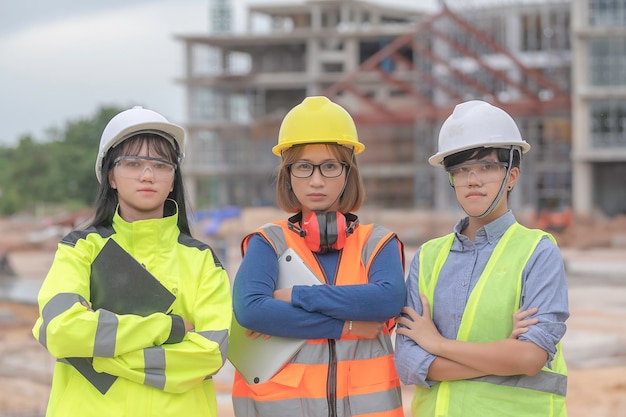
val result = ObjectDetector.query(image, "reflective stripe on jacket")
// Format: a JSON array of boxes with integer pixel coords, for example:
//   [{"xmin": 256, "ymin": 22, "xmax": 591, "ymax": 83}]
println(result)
[
  {"xmin": 232, "ymin": 220, "xmax": 404, "ymax": 417},
  {"xmin": 32, "ymin": 207, "xmax": 232, "ymax": 417},
  {"xmin": 414, "ymin": 222, "xmax": 567, "ymax": 417}
]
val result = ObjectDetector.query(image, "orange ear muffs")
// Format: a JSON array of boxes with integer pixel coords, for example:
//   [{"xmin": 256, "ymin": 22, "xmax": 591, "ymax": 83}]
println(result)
[
  {"xmin": 301, "ymin": 211, "xmax": 347, "ymax": 252},
  {"xmin": 288, "ymin": 212, "xmax": 359, "ymax": 253}
]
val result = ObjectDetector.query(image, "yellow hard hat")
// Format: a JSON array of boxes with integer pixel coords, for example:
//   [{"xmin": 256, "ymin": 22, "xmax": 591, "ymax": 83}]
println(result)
[{"xmin": 273, "ymin": 96, "xmax": 364, "ymax": 156}]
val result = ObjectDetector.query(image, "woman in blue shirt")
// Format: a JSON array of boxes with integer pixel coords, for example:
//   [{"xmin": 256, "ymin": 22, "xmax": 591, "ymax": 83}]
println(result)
[{"xmin": 395, "ymin": 100, "xmax": 569, "ymax": 417}]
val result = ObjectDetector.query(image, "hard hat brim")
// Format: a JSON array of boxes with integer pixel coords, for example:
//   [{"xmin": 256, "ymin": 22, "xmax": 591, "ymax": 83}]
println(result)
[
  {"xmin": 107, "ymin": 122, "xmax": 185, "ymax": 154},
  {"xmin": 428, "ymin": 141, "xmax": 531, "ymax": 167},
  {"xmin": 272, "ymin": 139, "xmax": 365, "ymax": 156},
  {"xmin": 95, "ymin": 121, "xmax": 185, "ymax": 183}
]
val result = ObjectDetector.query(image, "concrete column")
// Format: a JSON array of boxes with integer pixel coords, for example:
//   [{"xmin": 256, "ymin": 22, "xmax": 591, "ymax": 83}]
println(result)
[{"xmin": 571, "ymin": 0, "xmax": 594, "ymax": 216}]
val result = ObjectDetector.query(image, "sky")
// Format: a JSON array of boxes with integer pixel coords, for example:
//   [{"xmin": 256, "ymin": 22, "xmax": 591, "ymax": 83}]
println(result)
[{"xmin": 0, "ymin": 0, "xmax": 429, "ymax": 147}]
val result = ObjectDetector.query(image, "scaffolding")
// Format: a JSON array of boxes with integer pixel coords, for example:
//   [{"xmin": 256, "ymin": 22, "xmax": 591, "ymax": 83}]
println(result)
[{"xmin": 177, "ymin": 0, "xmax": 582, "ymax": 218}]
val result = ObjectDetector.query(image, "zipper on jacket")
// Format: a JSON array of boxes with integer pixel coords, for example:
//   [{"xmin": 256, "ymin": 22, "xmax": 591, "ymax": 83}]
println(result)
[{"xmin": 326, "ymin": 339, "xmax": 338, "ymax": 417}]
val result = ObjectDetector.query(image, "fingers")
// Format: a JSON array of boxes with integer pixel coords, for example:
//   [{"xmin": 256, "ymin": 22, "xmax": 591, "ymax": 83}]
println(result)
[
  {"xmin": 509, "ymin": 327, "xmax": 529, "ymax": 339},
  {"xmin": 182, "ymin": 318, "xmax": 195, "ymax": 332},
  {"xmin": 513, "ymin": 307, "xmax": 538, "ymax": 321},
  {"xmin": 510, "ymin": 307, "xmax": 539, "ymax": 339},
  {"xmin": 244, "ymin": 329, "xmax": 271, "ymax": 340},
  {"xmin": 519, "ymin": 317, "xmax": 539, "ymax": 327},
  {"xmin": 350, "ymin": 321, "xmax": 386, "ymax": 339}
]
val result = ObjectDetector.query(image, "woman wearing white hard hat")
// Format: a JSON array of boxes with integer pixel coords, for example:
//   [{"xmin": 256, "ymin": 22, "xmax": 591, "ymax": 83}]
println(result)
[
  {"xmin": 33, "ymin": 106, "xmax": 232, "ymax": 417},
  {"xmin": 231, "ymin": 96, "xmax": 406, "ymax": 417},
  {"xmin": 395, "ymin": 100, "xmax": 569, "ymax": 417}
]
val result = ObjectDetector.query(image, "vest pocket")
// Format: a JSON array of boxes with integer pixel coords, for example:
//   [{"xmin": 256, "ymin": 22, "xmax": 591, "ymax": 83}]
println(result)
[
  {"xmin": 247, "ymin": 364, "xmax": 306, "ymax": 396},
  {"xmin": 348, "ymin": 355, "xmax": 397, "ymax": 389}
]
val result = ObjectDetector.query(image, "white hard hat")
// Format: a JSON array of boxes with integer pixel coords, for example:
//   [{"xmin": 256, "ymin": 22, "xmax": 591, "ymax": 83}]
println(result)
[
  {"xmin": 95, "ymin": 106, "xmax": 185, "ymax": 182},
  {"xmin": 428, "ymin": 100, "xmax": 531, "ymax": 167}
]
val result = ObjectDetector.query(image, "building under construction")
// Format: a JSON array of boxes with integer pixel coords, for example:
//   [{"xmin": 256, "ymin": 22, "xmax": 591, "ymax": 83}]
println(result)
[{"xmin": 175, "ymin": 0, "xmax": 626, "ymax": 218}]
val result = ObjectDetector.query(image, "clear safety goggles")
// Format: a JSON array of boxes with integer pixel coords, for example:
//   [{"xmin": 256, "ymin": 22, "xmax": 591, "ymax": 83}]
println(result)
[
  {"xmin": 446, "ymin": 161, "xmax": 508, "ymax": 187},
  {"xmin": 113, "ymin": 156, "xmax": 176, "ymax": 182}
]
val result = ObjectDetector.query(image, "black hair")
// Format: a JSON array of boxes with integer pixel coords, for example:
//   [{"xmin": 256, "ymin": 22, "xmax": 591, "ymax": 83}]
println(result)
[
  {"xmin": 443, "ymin": 147, "xmax": 521, "ymax": 170},
  {"xmin": 89, "ymin": 134, "xmax": 191, "ymax": 235}
]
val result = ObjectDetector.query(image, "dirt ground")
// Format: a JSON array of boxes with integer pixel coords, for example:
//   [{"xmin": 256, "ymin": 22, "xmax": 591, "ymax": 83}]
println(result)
[
  {"xmin": 2, "ymin": 286, "xmax": 626, "ymax": 417},
  {"xmin": 1, "ymin": 213, "xmax": 625, "ymax": 416}
]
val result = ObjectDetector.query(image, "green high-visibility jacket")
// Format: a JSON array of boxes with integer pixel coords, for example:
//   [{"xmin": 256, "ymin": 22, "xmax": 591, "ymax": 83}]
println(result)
[{"xmin": 32, "ymin": 207, "xmax": 232, "ymax": 417}]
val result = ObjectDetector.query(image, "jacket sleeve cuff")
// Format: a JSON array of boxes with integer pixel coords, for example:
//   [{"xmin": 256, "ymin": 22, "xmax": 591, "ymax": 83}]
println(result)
[{"xmin": 165, "ymin": 314, "xmax": 185, "ymax": 344}]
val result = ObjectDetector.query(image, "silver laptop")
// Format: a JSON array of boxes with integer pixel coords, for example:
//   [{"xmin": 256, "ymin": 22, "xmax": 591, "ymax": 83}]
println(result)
[{"xmin": 227, "ymin": 248, "xmax": 322, "ymax": 384}]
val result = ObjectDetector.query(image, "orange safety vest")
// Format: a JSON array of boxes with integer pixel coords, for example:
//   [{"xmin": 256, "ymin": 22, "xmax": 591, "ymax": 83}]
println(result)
[{"xmin": 232, "ymin": 220, "xmax": 404, "ymax": 417}]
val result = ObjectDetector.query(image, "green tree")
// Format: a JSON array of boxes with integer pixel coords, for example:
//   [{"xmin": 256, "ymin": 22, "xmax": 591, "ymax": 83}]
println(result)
[{"xmin": 0, "ymin": 105, "xmax": 125, "ymax": 215}]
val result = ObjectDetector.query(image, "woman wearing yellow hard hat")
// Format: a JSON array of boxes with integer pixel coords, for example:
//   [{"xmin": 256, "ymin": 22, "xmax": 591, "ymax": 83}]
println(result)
[
  {"xmin": 395, "ymin": 100, "xmax": 569, "ymax": 417},
  {"xmin": 232, "ymin": 96, "xmax": 406, "ymax": 417}
]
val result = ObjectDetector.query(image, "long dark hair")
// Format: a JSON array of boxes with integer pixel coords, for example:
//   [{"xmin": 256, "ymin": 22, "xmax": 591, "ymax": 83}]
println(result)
[{"xmin": 89, "ymin": 134, "xmax": 191, "ymax": 235}]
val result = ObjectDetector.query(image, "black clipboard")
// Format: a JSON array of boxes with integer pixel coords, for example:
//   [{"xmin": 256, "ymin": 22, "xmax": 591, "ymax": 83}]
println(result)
[
  {"xmin": 67, "ymin": 239, "xmax": 175, "ymax": 394},
  {"xmin": 89, "ymin": 239, "xmax": 175, "ymax": 315}
]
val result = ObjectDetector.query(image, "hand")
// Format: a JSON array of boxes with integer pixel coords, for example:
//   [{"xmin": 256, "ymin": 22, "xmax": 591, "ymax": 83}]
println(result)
[
  {"xmin": 510, "ymin": 307, "xmax": 538, "ymax": 339},
  {"xmin": 182, "ymin": 317, "xmax": 194, "ymax": 333},
  {"xmin": 273, "ymin": 288, "xmax": 292, "ymax": 303},
  {"xmin": 344, "ymin": 321, "xmax": 386, "ymax": 339},
  {"xmin": 245, "ymin": 329, "xmax": 271, "ymax": 340},
  {"xmin": 395, "ymin": 293, "xmax": 445, "ymax": 354}
]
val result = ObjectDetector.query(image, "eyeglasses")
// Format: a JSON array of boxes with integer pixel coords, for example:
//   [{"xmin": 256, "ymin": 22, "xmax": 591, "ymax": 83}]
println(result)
[
  {"xmin": 446, "ymin": 161, "xmax": 508, "ymax": 186},
  {"xmin": 114, "ymin": 156, "xmax": 176, "ymax": 182},
  {"xmin": 288, "ymin": 161, "xmax": 347, "ymax": 178}
]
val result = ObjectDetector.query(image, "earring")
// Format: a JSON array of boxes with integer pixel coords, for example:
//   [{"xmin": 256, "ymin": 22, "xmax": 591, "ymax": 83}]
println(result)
[{"xmin": 507, "ymin": 185, "xmax": 512, "ymax": 190}]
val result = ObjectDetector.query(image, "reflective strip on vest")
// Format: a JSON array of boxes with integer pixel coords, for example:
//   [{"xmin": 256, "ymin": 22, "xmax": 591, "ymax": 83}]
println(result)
[
  {"xmin": 39, "ymin": 292, "xmax": 87, "ymax": 349},
  {"xmin": 41, "ymin": 292, "xmax": 122, "ymax": 393},
  {"xmin": 93, "ymin": 309, "xmax": 118, "ymax": 357},
  {"xmin": 198, "ymin": 329, "xmax": 229, "ymax": 371},
  {"xmin": 144, "ymin": 346, "xmax": 167, "ymax": 390},
  {"xmin": 469, "ymin": 370, "xmax": 567, "ymax": 396},
  {"xmin": 292, "ymin": 334, "xmax": 393, "ymax": 364},
  {"xmin": 259, "ymin": 223, "xmax": 288, "ymax": 254},
  {"xmin": 233, "ymin": 387, "xmax": 402, "ymax": 417}
]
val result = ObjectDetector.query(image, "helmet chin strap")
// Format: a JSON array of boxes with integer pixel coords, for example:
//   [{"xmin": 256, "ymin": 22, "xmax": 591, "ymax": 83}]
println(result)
[{"xmin": 466, "ymin": 147, "xmax": 515, "ymax": 219}]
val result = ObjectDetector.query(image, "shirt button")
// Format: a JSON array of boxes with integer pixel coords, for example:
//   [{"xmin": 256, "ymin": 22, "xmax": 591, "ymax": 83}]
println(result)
[{"xmin": 462, "ymin": 281, "xmax": 468, "ymax": 287}]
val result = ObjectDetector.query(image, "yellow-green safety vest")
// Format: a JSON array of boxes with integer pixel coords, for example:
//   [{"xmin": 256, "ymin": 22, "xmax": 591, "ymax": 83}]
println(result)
[{"xmin": 414, "ymin": 222, "xmax": 567, "ymax": 417}]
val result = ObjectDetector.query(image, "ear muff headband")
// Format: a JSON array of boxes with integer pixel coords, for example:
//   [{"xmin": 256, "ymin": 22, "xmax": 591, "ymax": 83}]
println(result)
[
  {"xmin": 325, "ymin": 212, "xmax": 340, "ymax": 248},
  {"xmin": 289, "ymin": 212, "xmax": 358, "ymax": 252}
]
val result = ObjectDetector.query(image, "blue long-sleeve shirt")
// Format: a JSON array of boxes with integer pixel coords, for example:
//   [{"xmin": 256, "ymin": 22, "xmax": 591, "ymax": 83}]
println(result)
[
  {"xmin": 233, "ymin": 232, "xmax": 406, "ymax": 340},
  {"xmin": 394, "ymin": 211, "xmax": 569, "ymax": 387}
]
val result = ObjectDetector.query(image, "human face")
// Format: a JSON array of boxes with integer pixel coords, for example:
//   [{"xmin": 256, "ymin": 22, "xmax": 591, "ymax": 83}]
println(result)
[
  {"xmin": 289, "ymin": 144, "xmax": 347, "ymax": 218},
  {"xmin": 452, "ymin": 150, "xmax": 518, "ymax": 223},
  {"xmin": 109, "ymin": 143, "xmax": 175, "ymax": 222}
]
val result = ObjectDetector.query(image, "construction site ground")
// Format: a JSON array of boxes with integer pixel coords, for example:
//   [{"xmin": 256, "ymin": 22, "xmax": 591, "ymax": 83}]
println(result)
[{"xmin": 1, "ymin": 210, "xmax": 625, "ymax": 417}]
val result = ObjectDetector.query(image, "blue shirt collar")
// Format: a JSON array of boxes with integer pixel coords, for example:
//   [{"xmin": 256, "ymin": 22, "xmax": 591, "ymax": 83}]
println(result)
[{"xmin": 453, "ymin": 210, "xmax": 516, "ymax": 247}]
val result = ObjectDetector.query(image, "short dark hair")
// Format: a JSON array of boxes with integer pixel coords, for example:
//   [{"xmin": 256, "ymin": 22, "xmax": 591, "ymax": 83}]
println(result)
[
  {"xmin": 275, "ymin": 144, "xmax": 365, "ymax": 213},
  {"xmin": 443, "ymin": 147, "xmax": 521, "ymax": 170}
]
